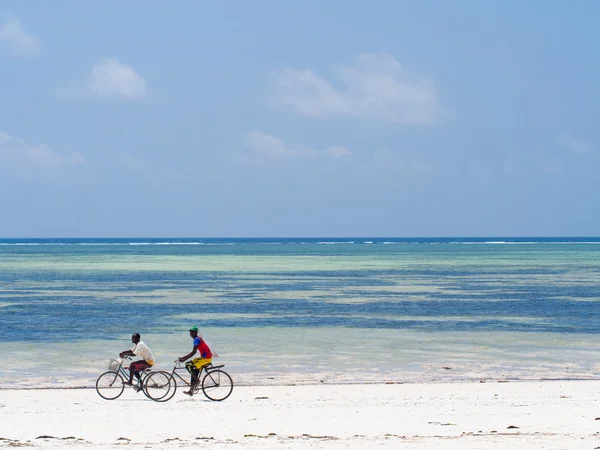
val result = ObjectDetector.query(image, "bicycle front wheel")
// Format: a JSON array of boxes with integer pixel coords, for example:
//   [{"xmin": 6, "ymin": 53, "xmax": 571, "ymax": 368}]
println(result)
[
  {"xmin": 144, "ymin": 371, "xmax": 176, "ymax": 402},
  {"xmin": 201, "ymin": 369, "xmax": 233, "ymax": 401},
  {"xmin": 96, "ymin": 371, "xmax": 125, "ymax": 400}
]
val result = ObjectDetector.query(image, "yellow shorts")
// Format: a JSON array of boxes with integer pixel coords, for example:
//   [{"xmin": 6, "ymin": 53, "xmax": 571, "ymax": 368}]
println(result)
[
  {"xmin": 191, "ymin": 357, "xmax": 212, "ymax": 369},
  {"xmin": 146, "ymin": 359, "xmax": 154, "ymax": 366}
]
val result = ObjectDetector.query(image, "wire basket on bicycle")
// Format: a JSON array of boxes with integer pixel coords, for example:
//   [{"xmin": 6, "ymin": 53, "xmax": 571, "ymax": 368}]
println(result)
[{"xmin": 107, "ymin": 358, "xmax": 123, "ymax": 371}]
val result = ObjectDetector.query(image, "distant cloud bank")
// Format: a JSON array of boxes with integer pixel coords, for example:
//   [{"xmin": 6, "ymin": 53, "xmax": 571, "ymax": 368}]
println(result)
[
  {"xmin": 0, "ymin": 18, "xmax": 40, "ymax": 56},
  {"xmin": 0, "ymin": 131, "xmax": 85, "ymax": 173},
  {"xmin": 272, "ymin": 53, "xmax": 443, "ymax": 125},
  {"xmin": 240, "ymin": 131, "xmax": 351, "ymax": 165},
  {"xmin": 58, "ymin": 58, "xmax": 148, "ymax": 100}
]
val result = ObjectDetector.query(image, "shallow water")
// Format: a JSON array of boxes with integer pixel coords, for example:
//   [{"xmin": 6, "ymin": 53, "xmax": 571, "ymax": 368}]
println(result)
[{"xmin": 1, "ymin": 237, "xmax": 599, "ymax": 388}]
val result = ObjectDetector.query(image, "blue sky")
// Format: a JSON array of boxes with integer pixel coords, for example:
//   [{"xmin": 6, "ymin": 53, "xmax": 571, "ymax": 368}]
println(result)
[{"xmin": 1, "ymin": 1, "xmax": 598, "ymax": 237}]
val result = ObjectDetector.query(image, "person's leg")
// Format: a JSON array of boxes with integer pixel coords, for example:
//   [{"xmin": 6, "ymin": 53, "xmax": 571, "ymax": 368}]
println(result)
[
  {"xmin": 192, "ymin": 357, "xmax": 209, "ymax": 386},
  {"xmin": 191, "ymin": 367, "xmax": 200, "ymax": 386},
  {"xmin": 133, "ymin": 361, "xmax": 151, "ymax": 391},
  {"xmin": 185, "ymin": 361, "xmax": 194, "ymax": 383},
  {"xmin": 126, "ymin": 363, "xmax": 136, "ymax": 385},
  {"xmin": 128, "ymin": 360, "xmax": 148, "ymax": 385},
  {"xmin": 185, "ymin": 360, "xmax": 202, "ymax": 384},
  {"xmin": 135, "ymin": 361, "xmax": 151, "ymax": 382},
  {"xmin": 184, "ymin": 361, "xmax": 197, "ymax": 395},
  {"xmin": 194, "ymin": 359, "xmax": 212, "ymax": 388}
]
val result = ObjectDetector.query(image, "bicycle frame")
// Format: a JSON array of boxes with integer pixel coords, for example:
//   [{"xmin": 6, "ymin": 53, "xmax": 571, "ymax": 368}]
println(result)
[
  {"xmin": 113, "ymin": 359, "xmax": 130, "ymax": 381},
  {"xmin": 113, "ymin": 356, "xmax": 151, "ymax": 386},
  {"xmin": 169, "ymin": 361, "xmax": 209, "ymax": 388},
  {"xmin": 127, "ymin": 360, "xmax": 233, "ymax": 402},
  {"xmin": 96, "ymin": 356, "xmax": 158, "ymax": 401}
]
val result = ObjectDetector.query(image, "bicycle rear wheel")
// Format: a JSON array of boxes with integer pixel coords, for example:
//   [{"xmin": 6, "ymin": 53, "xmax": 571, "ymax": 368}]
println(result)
[
  {"xmin": 96, "ymin": 371, "xmax": 125, "ymax": 400},
  {"xmin": 144, "ymin": 371, "xmax": 176, "ymax": 402},
  {"xmin": 201, "ymin": 369, "xmax": 233, "ymax": 401}
]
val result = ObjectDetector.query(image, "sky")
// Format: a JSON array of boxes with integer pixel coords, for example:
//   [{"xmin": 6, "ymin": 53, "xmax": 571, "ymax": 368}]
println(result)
[{"xmin": 1, "ymin": 1, "xmax": 599, "ymax": 238}]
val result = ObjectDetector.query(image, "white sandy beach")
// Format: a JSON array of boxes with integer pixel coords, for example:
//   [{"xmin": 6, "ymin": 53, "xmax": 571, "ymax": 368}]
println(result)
[{"xmin": 1, "ymin": 381, "xmax": 600, "ymax": 449}]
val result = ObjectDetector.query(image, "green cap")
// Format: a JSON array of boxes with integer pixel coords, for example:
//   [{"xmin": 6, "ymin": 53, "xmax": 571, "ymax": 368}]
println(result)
[{"xmin": 189, "ymin": 326, "xmax": 198, "ymax": 332}]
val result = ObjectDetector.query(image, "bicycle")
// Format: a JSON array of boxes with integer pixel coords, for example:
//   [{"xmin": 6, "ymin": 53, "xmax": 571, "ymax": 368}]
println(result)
[
  {"xmin": 143, "ymin": 360, "xmax": 233, "ymax": 402},
  {"xmin": 95, "ymin": 356, "xmax": 172, "ymax": 401}
]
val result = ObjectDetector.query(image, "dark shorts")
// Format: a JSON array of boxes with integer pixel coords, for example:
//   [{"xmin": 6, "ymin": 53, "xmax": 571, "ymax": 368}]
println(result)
[{"xmin": 129, "ymin": 360, "xmax": 152, "ymax": 372}]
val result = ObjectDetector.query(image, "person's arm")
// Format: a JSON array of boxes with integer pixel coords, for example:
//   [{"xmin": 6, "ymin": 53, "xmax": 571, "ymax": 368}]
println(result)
[
  {"xmin": 178, "ymin": 344, "xmax": 198, "ymax": 362},
  {"xmin": 119, "ymin": 349, "xmax": 135, "ymax": 358}
]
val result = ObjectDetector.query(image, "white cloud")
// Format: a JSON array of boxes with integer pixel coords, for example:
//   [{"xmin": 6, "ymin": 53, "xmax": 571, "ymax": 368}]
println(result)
[
  {"xmin": 88, "ymin": 59, "xmax": 148, "ymax": 98},
  {"xmin": 326, "ymin": 145, "xmax": 352, "ymax": 158},
  {"xmin": 0, "ymin": 132, "xmax": 85, "ymax": 171},
  {"xmin": 241, "ymin": 132, "xmax": 350, "ymax": 164},
  {"xmin": 58, "ymin": 58, "xmax": 148, "ymax": 100},
  {"xmin": 245, "ymin": 132, "xmax": 306, "ymax": 158},
  {"xmin": 273, "ymin": 53, "xmax": 443, "ymax": 125},
  {"xmin": 558, "ymin": 134, "xmax": 594, "ymax": 154},
  {"xmin": 0, "ymin": 19, "xmax": 40, "ymax": 56}
]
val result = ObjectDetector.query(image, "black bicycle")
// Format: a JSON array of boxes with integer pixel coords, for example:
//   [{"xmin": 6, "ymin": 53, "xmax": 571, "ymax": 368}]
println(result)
[
  {"xmin": 143, "ymin": 360, "xmax": 234, "ymax": 402},
  {"xmin": 96, "ymin": 356, "xmax": 172, "ymax": 401}
]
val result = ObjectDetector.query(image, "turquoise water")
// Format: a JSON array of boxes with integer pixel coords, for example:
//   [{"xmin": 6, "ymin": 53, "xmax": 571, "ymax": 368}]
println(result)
[{"xmin": 1, "ymin": 237, "xmax": 599, "ymax": 387}]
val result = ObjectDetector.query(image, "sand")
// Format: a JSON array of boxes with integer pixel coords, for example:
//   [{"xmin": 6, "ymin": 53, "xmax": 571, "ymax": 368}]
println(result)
[{"xmin": 1, "ymin": 381, "xmax": 600, "ymax": 449}]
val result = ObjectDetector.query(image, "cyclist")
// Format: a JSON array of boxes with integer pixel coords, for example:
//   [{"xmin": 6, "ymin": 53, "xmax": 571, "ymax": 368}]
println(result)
[
  {"xmin": 119, "ymin": 333, "xmax": 155, "ymax": 389},
  {"xmin": 178, "ymin": 326, "xmax": 212, "ymax": 396}
]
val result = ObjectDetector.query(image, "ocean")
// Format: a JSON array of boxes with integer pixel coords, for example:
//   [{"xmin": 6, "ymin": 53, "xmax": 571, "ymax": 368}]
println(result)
[{"xmin": 1, "ymin": 237, "xmax": 599, "ymax": 388}]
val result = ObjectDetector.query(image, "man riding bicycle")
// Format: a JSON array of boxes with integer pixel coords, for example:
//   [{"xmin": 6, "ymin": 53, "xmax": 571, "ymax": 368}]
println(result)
[
  {"xmin": 178, "ymin": 326, "xmax": 212, "ymax": 396},
  {"xmin": 119, "ymin": 333, "xmax": 155, "ymax": 389}
]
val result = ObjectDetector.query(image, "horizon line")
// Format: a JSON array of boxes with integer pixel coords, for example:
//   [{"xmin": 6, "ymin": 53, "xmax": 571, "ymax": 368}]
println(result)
[{"xmin": 1, "ymin": 236, "xmax": 599, "ymax": 240}]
